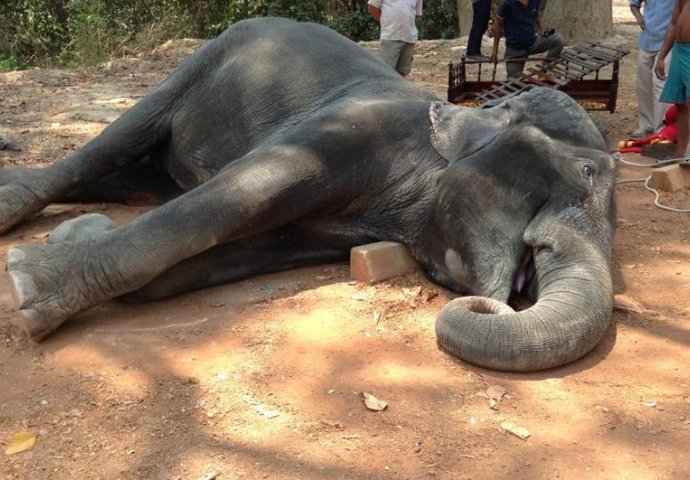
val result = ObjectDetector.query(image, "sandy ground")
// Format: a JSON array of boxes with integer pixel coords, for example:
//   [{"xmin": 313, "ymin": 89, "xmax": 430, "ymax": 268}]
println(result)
[{"xmin": 1, "ymin": 3, "xmax": 689, "ymax": 479}]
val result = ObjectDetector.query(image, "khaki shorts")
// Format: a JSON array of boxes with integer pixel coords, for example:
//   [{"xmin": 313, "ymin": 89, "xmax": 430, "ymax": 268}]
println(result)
[{"xmin": 380, "ymin": 40, "xmax": 416, "ymax": 77}]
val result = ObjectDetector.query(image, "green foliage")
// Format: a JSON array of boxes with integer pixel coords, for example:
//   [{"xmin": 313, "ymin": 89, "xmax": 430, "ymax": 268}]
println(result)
[
  {"xmin": 326, "ymin": 6, "xmax": 379, "ymax": 42},
  {"xmin": 418, "ymin": 0, "xmax": 459, "ymax": 40},
  {"xmin": 0, "ymin": 0, "xmax": 458, "ymax": 68},
  {"xmin": 0, "ymin": 55, "xmax": 20, "ymax": 71},
  {"xmin": 61, "ymin": 0, "xmax": 111, "ymax": 65},
  {"xmin": 0, "ymin": 0, "xmax": 66, "ymax": 66}
]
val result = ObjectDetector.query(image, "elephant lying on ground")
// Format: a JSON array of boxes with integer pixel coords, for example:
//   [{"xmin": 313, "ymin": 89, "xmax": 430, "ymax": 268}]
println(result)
[{"xmin": 3, "ymin": 18, "xmax": 616, "ymax": 371}]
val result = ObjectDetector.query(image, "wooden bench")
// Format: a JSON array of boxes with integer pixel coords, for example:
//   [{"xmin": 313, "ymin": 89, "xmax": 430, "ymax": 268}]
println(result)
[{"xmin": 447, "ymin": 42, "xmax": 629, "ymax": 113}]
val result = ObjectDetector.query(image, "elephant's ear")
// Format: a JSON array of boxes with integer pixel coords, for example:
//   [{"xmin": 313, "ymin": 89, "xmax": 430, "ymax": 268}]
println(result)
[
  {"xmin": 500, "ymin": 87, "xmax": 607, "ymax": 150},
  {"xmin": 429, "ymin": 101, "xmax": 512, "ymax": 163}
]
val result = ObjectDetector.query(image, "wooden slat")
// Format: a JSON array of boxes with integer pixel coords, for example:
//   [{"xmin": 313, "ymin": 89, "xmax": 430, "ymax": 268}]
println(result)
[
  {"xmin": 502, "ymin": 83, "xmax": 522, "ymax": 92},
  {"xmin": 548, "ymin": 64, "xmax": 587, "ymax": 81},
  {"xmin": 518, "ymin": 75, "xmax": 551, "ymax": 87},
  {"xmin": 572, "ymin": 45, "xmax": 620, "ymax": 63},
  {"xmin": 510, "ymin": 79, "xmax": 530, "ymax": 88},
  {"xmin": 581, "ymin": 42, "xmax": 629, "ymax": 58},
  {"xmin": 560, "ymin": 51, "xmax": 604, "ymax": 71},
  {"xmin": 523, "ymin": 67, "xmax": 567, "ymax": 86},
  {"xmin": 556, "ymin": 60, "xmax": 590, "ymax": 75}
]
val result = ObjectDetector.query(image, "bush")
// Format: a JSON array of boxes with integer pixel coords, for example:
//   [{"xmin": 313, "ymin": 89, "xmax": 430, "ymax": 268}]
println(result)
[
  {"xmin": 326, "ymin": 8, "xmax": 379, "ymax": 42},
  {"xmin": 0, "ymin": 0, "xmax": 66, "ymax": 66},
  {"xmin": 0, "ymin": 0, "xmax": 458, "ymax": 68},
  {"xmin": 418, "ymin": 0, "xmax": 458, "ymax": 40},
  {"xmin": 0, "ymin": 55, "xmax": 20, "ymax": 71}
]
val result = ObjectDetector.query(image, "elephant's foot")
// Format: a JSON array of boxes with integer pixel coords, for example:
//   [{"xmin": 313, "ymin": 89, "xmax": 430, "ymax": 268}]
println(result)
[
  {"xmin": 0, "ymin": 181, "xmax": 50, "ymax": 234},
  {"xmin": 47, "ymin": 213, "xmax": 116, "ymax": 244},
  {"xmin": 7, "ymin": 242, "xmax": 90, "ymax": 340},
  {"xmin": 7, "ymin": 215, "xmax": 117, "ymax": 340}
]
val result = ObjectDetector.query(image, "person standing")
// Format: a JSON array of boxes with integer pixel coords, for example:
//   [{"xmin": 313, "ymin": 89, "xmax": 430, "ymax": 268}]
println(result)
[
  {"xmin": 368, "ymin": 0, "xmax": 424, "ymax": 77},
  {"xmin": 630, "ymin": 0, "xmax": 676, "ymax": 139},
  {"xmin": 655, "ymin": 0, "xmax": 690, "ymax": 158},
  {"xmin": 467, "ymin": 0, "xmax": 492, "ymax": 60},
  {"xmin": 489, "ymin": 0, "xmax": 564, "ymax": 79}
]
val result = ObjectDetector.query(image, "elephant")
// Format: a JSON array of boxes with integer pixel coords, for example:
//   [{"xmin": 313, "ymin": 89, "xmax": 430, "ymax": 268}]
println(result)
[{"xmin": 2, "ymin": 17, "xmax": 616, "ymax": 372}]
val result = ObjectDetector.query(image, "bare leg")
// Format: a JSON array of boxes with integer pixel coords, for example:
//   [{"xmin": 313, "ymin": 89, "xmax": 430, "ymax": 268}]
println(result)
[{"xmin": 675, "ymin": 102, "xmax": 689, "ymax": 157}]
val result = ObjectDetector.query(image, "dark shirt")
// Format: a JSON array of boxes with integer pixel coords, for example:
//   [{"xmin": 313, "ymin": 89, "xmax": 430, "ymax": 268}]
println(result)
[{"xmin": 498, "ymin": 0, "xmax": 540, "ymax": 50}]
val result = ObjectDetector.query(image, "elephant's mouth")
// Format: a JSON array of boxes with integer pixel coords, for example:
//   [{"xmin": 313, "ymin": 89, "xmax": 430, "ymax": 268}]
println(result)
[{"xmin": 512, "ymin": 248, "xmax": 536, "ymax": 295}]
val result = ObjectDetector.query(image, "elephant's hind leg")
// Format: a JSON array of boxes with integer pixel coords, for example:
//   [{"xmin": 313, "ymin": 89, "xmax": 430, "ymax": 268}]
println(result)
[
  {"xmin": 123, "ymin": 229, "xmax": 349, "ymax": 302},
  {"xmin": 0, "ymin": 83, "xmax": 181, "ymax": 234},
  {"xmin": 62, "ymin": 156, "xmax": 184, "ymax": 206}
]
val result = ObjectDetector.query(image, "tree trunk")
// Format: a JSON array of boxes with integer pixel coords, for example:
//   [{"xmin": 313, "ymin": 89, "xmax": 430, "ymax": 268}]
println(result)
[{"xmin": 456, "ymin": 0, "xmax": 612, "ymax": 43}]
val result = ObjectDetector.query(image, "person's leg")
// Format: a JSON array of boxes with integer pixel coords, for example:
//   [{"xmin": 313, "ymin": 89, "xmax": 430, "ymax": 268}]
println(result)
[
  {"xmin": 636, "ymin": 48, "xmax": 657, "ymax": 135},
  {"xmin": 659, "ymin": 44, "xmax": 689, "ymax": 156},
  {"xmin": 675, "ymin": 102, "xmax": 689, "ymax": 156},
  {"xmin": 379, "ymin": 40, "xmax": 404, "ymax": 71},
  {"xmin": 652, "ymin": 53, "xmax": 672, "ymax": 131},
  {"xmin": 528, "ymin": 33, "xmax": 564, "ymax": 60},
  {"xmin": 467, "ymin": 0, "xmax": 491, "ymax": 57},
  {"xmin": 504, "ymin": 45, "xmax": 526, "ymax": 79},
  {"xmin": 544, "ymin": 33, "xmax": 564, "ymax": 59},
  {"xmin": 396, "ymin": 42, "xmax": 416, "ymax": 76}
]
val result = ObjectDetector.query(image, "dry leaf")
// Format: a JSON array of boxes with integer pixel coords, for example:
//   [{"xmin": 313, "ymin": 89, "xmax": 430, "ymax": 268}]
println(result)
[
  {"xmin": 486, "ymin": 385, "xmax": 506, "ymax": 410},
  {"xmin": 500, "ymin": 421, "xmax": 531, "ymax": 440},
  {"xmin": 362, "ymin": 392, "xmax": 388, "ymax": 411},
  {"xmin": 5, "ymin": 430, "xmax": 37, "ymax": 455}
]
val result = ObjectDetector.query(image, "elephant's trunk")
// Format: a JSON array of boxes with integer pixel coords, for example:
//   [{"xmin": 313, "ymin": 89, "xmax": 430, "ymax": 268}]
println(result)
[{"xmin": 435, "ymin": 234, "xmax": 613, "ymax": 372}]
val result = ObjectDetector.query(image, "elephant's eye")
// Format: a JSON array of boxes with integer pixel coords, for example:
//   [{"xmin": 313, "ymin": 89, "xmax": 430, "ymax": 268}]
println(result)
[{"xmin": 581, "ymin": 164, "xmax": 596, "ymax": 184}]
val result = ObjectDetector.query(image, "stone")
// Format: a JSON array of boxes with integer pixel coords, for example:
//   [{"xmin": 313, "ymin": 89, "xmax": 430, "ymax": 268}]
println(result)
[
  {"xmin": 650, "ymin": 163, "xmax": 690, "ymax": 192},
  {"xmin": 350, "ymin": 241, "xmax": 419, "ymax": 284}
]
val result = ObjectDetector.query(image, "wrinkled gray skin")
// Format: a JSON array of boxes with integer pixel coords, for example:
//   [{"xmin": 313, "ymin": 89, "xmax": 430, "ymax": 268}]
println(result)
[{"xmin": 2, "ymin": 18, "xmax": 616, "ymax": 371}]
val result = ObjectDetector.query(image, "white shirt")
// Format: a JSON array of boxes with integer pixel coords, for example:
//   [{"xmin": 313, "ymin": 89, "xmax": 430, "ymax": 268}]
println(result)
[{"xmin": 369, "ymin": 0, "xmax": 423, "ymax": 43}]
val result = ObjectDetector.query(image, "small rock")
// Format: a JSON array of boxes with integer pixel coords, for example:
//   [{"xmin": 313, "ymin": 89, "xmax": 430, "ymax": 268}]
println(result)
[
  {"xmin": 321, "ymin": 419, "xmax": 345, "ymax": 429},
  {"xmin": 254, "ymin": 404, "xmax": 280, "ymax": 419},
  {"xmin": 500, "ymin": 421, "xmax": 531, "ymax": 440},
  {"xmin": 196, "ymin": 472, "xmax": 219, "ymax": 480},
  {"xmin": 362, "ymin": 392, "xmax": 388, "ymax": 412}
]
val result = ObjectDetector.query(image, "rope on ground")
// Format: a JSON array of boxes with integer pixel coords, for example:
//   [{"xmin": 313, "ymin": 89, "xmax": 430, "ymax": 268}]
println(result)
[
  {"xmin": 643, "ymin": 176, "xmax": 690, "ymax": 212},
  {"xmin": 613, "ymin": 153, "xmax": 690, "ymax": 213}
]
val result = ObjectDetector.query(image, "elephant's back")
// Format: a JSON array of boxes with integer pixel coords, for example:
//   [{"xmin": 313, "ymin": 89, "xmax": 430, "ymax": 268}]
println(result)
[{"xmin": 163, "ymin": 18, "xmax": 436, "ymax": 188}]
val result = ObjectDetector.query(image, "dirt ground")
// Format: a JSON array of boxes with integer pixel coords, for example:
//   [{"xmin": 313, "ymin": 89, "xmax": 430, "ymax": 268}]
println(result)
[{"xmin": 1, "ymin": 4, "xmax": 689, "ymax": 480}]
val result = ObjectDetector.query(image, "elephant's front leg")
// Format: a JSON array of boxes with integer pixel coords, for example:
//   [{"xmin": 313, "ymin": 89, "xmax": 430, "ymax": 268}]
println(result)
[{"xmin": 7, "ymin": 148, "xmax": 339, "ymax": 340}]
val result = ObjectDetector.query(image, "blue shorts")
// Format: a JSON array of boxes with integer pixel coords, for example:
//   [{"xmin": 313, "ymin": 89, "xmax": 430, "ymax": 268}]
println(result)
[{"xmin": 660, "ymin": 43, "xmax": 690, "ymax": 104}]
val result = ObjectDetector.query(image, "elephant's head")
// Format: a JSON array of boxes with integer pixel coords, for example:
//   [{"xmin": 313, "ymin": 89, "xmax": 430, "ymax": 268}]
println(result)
[{"xmin": 428, "ymin": 87, "xmax": 616, "ymax": 371}]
